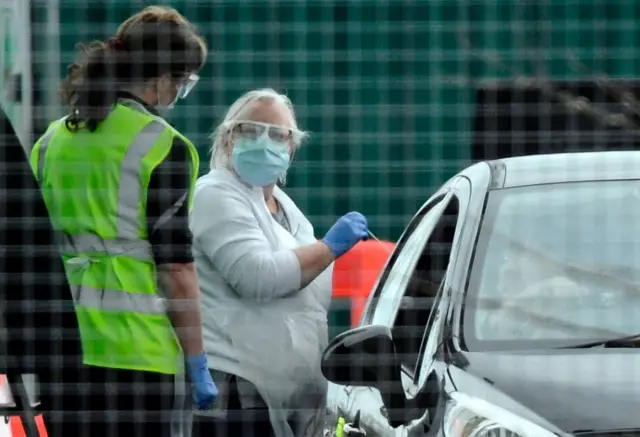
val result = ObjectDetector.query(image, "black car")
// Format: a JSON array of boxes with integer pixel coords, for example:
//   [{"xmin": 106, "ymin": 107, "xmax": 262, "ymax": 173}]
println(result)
[{"xmin": 322, "ymin": 151, "xmax": 640, "ymax": 437}]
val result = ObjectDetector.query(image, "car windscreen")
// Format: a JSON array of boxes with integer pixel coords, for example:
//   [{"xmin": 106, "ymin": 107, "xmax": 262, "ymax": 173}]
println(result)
[{"xmin": 464, "ymin": 180, "xmax": 640, "ymax": 350}]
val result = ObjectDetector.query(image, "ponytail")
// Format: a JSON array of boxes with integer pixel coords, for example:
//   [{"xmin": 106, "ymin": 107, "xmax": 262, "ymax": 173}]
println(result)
[{"xmin": 60, "ymin": 40, "xmax": 122, "ymax": 132}]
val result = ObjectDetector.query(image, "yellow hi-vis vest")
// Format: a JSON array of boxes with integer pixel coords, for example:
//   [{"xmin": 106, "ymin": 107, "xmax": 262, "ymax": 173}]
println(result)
[{"xmin": 29, "ymin": 101, "xmax": 199, "ymax": 374}]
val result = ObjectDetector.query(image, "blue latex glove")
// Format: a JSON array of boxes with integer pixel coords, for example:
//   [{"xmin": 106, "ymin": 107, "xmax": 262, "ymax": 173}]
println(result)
[
  {"xmin": 322, "ymin": 211, "xmax": 369, "ymax": 258},
  {"xmin": 186, "ymin": 352, "xmax": 218, "ymax": 410}
]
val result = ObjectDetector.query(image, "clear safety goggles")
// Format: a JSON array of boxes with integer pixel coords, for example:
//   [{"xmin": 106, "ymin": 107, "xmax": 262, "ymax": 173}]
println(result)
[
  {"xmin": 177, "ymin": 73, "xmax": 200, "ymax": 99},
  {"xmin": 232, "ymin": 120, "xmax": 304, "ymax": 146}
]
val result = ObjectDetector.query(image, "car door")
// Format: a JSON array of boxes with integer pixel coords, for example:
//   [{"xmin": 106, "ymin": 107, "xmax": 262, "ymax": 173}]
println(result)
[
  {"xmin": 326, "ymin": 180, "xmax": 470, "ymax": 437},
  {"xmin": 387, "ymin": 177, "xmax": 470, "ymax": 408},
  {"xmin": 410, "ymin": 177, "xmax": 471, "ymax": 392}
]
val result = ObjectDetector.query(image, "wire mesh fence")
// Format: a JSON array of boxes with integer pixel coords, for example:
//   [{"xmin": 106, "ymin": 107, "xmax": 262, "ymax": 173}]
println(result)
[
  {"xmin": 6, "ymin": 0, "xmax": 637, "ymax": 238},
  {"xmin": 2, "ymin": 0, "xmax": 640, "ymax": 436}
]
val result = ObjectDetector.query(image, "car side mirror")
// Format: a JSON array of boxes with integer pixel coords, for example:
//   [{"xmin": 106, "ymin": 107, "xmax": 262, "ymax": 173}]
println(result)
[{"xmin": 320, "ymin": 324, "xmax": 407, "ymax": 428}]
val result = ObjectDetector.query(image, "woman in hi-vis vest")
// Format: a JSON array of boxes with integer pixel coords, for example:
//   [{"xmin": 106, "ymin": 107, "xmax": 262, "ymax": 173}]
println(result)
[{"xmin": 30, "ymin": 6, "xmax": 216, "ymax": 437}]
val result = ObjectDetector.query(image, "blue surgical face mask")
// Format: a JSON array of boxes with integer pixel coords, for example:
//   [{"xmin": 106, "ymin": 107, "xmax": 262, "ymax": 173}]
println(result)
[{"xmin": 231, "ymin": 136, "xmax": 291, "ymax": 187}]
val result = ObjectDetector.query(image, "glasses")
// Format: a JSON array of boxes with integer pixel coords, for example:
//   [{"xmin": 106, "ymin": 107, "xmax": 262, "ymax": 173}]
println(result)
[
  {"xmin": 177, "ymin": 73, "xmax": 199, "ymax": 99},
  {"xmin": 232, "ymin": 120, "xmax": 303, "ymax": 146}
]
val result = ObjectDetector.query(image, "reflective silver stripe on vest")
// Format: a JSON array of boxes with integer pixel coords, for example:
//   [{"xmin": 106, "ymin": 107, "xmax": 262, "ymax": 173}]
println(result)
[
  {"xmin": 152, "ymin": 193, "xmax": 187, "ymax": 234},
  {"xmin": 62, "ymin": 233, "xmax": 154, "ymax": 263},
  {"xmin": 117, "ymin": 121, "xmax": 167, "ymax": 240},
  {"xmin": 117, "ymin": 98, "xmax": 189, "ymax": 233},
  {"xmin": 70, "ymin": 284, "xmax": 167, "ymax": 315}
]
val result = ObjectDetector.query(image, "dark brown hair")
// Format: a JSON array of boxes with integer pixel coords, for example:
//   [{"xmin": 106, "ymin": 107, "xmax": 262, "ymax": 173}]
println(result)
[{"xmin": 60, "ymin": 5, "xmax": 207, "ymax": 132}]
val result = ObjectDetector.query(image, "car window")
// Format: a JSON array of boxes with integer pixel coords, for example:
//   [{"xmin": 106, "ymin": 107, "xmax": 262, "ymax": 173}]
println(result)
[
  {"xmin": 412, "ymin": 178, "xmax": 471, "ymax": 389},
  {"xmin": 362, "ymin": 193, "xmax": 448, "ymax": 326},
  {"xmin": 367, "ymin": 193, "xmax": 460, "ymax": 377},
  {"xmin": 465, "ymin": 180, "xmax": 640, "ymax": 350},
  {"xmin": 368, "ymin": 194, "xmax": 450, "ymax": 326},
  {"xmin": 392, "ymin": 198, "xmax": 459, "ymax": 375}
]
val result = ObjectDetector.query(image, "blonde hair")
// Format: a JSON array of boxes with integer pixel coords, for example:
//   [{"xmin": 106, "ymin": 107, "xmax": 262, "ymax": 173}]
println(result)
[{"xmin": 209, "ymin": 88, "xmax": 308, "ymax": 171}]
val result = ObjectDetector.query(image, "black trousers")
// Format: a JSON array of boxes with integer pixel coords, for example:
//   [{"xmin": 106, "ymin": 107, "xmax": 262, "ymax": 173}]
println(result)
[
  {"xmin": 191, "ymin": 371, "xmax": 275, "ymax": 437},
  {"xmin": 39, "ymin": 364, "xmax": 178, "ymax": 437}
]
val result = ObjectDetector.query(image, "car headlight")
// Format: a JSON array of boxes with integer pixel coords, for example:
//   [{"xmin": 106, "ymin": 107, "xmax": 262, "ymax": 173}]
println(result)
[{"xmin": 443, "ymin": 392, "xmax": 559, "ymax": 437}]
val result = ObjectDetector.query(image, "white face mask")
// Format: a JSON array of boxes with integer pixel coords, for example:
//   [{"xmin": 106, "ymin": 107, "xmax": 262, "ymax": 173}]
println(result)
[
  {"xmin": 156, "ymin": 84, "xmax": 182, "ymax": 112},
  {"xmin": 155, "ymin": 73, "xmax": 199, "ymax": 113}
]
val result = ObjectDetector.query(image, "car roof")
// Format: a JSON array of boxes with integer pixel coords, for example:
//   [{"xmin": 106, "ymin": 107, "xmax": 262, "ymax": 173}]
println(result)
[{"xmin": 489, "ymin": 151, "xmax": 640, "ymax": 189}]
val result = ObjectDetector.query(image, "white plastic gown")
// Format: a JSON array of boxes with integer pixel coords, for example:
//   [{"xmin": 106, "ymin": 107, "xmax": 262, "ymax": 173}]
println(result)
[
  {"xmin": 230, "ymin": 289, "xmax": 330, "ymax": 436},
  {"xmin": 190, "ymin": 169, "xmax": 334, "ymax": 437}
]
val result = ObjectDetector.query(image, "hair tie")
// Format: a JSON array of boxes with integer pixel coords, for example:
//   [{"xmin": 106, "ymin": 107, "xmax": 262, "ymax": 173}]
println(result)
[{"xmin": 107, "ymin": 37, "xmax": 124, "ymax": 51}]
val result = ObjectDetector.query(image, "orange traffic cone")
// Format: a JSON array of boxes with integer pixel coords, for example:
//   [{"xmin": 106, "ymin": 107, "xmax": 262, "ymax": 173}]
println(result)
[
  {"xmin": 0, "ymin": 375, "xmax": 48, "ymax": 437},
  {"xmin": 9, "ymin": 415, "xmax": 48, "ymax": 437}
]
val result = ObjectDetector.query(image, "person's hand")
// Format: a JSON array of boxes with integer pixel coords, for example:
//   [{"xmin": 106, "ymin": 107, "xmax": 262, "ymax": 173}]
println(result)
[
  {"xmin": 322, "ymin": 211, "xmax": 368, "ymax": 258},
  {"xmin": 186, "ymin": 352, "xmax": 218, "ymax": 410}
]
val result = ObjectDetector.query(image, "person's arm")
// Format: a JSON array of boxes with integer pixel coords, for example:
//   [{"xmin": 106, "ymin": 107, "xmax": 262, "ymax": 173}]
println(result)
[
  {"xmin": 294, "ymin": 241, "xmax": 335, "ymax": 287},
  {"xmin": 146, "ymin": 137, "xmax": 204, "ymax": 357},
  {"xmin": 191, "ymin": 183, "xmax": 335, "ymax": 301},
  {"xmin": 156, "ymin": 263, "xmax": 203, "ymax": 356}
]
